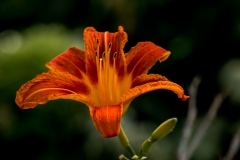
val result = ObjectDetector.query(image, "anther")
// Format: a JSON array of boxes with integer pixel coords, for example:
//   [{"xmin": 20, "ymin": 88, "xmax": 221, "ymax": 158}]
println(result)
[
  {"xmin": 95, "ymin": 51, "xmax": 98, "ymax": 57},
  {"xmin": 102, "ymin": 52, "xmax": 105, "ymax": 58},
  {"xmin": 113, "ymin": 52, "xmax": 117, "ymax": 58},
  {"xmin": 108, "ymin": 42, "xmax": 112, "ymax": 50},
  {"xmin": 96, "ymin": 38, "xmax": 99, "ymax": 45}
]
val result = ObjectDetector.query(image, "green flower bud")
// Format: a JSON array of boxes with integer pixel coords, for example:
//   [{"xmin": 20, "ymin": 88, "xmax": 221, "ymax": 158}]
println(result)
[
  {"xmin": 141, "ymin": 139, "xmax": 153, "ymax": 155},
  {"xmin": 151, "ymin": 118, "xmax": 177, "ymax": 142}
]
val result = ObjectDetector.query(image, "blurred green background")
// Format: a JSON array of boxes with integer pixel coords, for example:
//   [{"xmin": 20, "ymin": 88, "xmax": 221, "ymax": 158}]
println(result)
[{"xmin": 1, "ymin": 0, "xmax": 240, "ymax": 159}]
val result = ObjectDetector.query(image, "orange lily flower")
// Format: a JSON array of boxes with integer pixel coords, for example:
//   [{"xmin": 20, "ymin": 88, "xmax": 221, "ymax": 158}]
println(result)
[{"xmin": 16, "ymin": 26, "xmax": 189, "ymax": 138}]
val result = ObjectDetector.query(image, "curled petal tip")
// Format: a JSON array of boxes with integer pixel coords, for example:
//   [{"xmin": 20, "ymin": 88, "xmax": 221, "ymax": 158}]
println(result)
[
  {"xmin": 182, "ymin": 95, "xmax": 190, "ymax": 101},
  {"xmin": 118, "ymin": 26, "xmax": 124, "ymax": 32},
  {"xmin": 159, "ymin": 51, "xmax": 171, "ymax": 63}
]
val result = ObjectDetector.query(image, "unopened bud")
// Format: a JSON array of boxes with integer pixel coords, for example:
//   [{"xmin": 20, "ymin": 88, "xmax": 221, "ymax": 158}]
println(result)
[{"xmin": 151, "ymin": 118, "xmax": 177, "ymax": 141}]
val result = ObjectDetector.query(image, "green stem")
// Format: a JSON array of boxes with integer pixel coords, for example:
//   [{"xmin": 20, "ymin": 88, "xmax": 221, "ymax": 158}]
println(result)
[
  {"xmin": 118, "ymin": 125, "xmax": 136, "ymax": 156},
  {"xmin": 119, "ymin": 154, "xmax": 130, "ymax": 160}
]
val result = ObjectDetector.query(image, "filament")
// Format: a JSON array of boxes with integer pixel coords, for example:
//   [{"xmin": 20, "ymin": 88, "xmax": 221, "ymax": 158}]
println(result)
[{"xmin": 95, "ymin": 34, "xmax": 119, "ymax": 106}]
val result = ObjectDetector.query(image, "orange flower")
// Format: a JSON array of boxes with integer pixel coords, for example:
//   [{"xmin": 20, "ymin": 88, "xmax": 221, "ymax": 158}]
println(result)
[{"xmin": 16, "ymin": 26, "xmax": 189, "ymax": 138}]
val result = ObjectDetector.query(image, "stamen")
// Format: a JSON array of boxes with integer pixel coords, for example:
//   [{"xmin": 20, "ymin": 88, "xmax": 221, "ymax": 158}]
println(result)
[
  {"xmin": 99, "ymin": 58, "xmax": 105, "ymax": 105},
  {"xmin": 95, "ymin": 38, "xmax": 100, "ymax": 74},
  {"xmin": 108, "ymin": 42, "xmax": 112, "ymax": 51},
  {"xmin": 96, "ymin": 38, "xmax": 100, "ymax": 45},
  {"xmin": 103, "ymin": 33, "xmax": 109, "ymax": 103},
  {"xmin": 102, "ymin": 52, "xmax": 105, "ymax": 58},
  {"xmin": 111, "ymin": 52, "xmax": 118, "ymax": 103},
  {"xmin": 96, "ymin": 33, "xmax": 120, "ymax": 105},
  {"xmin": 95, "ymin": 38, "xmax": 102, "ymax": 105},
  {"xmin": 113, "ymin": 52, "xmax": 117, "ymax": 58},
  {"xmin": 95, "ymin": 50, "xmax": 99, "ymax": 78}
]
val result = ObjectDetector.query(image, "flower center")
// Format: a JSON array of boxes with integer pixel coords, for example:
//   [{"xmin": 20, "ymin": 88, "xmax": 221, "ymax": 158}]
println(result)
[{"xmin": 95, "ymin": 32, "xmax": 119, "ymax": 106}]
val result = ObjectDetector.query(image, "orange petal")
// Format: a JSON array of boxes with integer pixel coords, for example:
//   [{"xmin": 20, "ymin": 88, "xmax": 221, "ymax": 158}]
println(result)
[
  {"xmin": 16, "ymin": 71, "xmax": 94, "ymax": 109},
  {"xmin": 125, "ymin": 42, "xmax": 170, "ymax": 80},
  {"xmin": 46, "ymin": 47, "xmax": 86, "ymax": 80},
  {"xmin": 131, "ymin": 74, "xmax": 169, "ymax": 88},
  {"xmin": 83, "ymin": 26, "xmax": 128, "ymax": 84},
  {"xmin": 89, "ymin": 103, "xmax": 123, "ymax": 138},
  {"xmin": 120, "ymin": 74, "xmax": 189, "ymax": 113}
]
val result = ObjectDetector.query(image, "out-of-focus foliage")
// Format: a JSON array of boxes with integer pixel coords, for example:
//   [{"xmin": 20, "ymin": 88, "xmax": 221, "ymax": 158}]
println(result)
[
  {"xmin": 219, "ymin": 59, "xmax": 240, "ymax": 104},
  {"xmin": 0, "ymin": 0, "xmax": 240, "ymax": 160}
]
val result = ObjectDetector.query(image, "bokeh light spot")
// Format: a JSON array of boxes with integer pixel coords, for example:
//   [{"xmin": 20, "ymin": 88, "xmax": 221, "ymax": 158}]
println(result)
[{"xmin": 218, "ymin": 59, "xmax": 240, "ymax": 104}]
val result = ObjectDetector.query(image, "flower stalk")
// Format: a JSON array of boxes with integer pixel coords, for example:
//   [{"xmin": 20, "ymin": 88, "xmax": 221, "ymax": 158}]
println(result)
[{"xmin": 118, "ymin": 126, "xmax": 136, "ymax": 156}]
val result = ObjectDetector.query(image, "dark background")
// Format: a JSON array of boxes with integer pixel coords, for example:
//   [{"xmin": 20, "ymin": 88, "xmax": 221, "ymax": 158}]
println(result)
[{"xmin": 0, "ymin": 0, "xmax": 240, "ymax": 159}]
